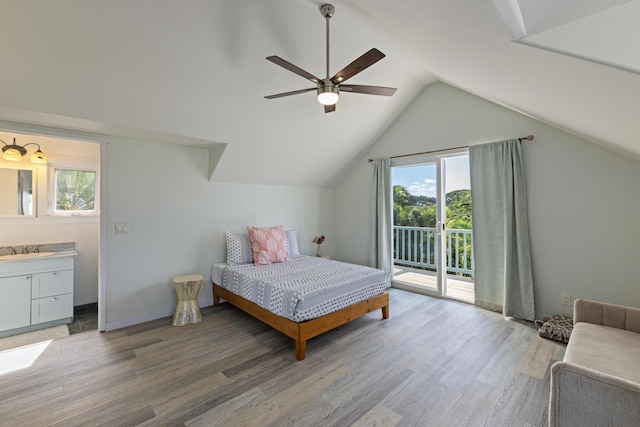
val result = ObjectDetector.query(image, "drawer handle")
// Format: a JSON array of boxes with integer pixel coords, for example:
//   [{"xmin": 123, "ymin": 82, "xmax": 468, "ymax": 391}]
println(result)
[{"xmin": 51, "ymin": 298, "xmax": 57, "ymax": 301}]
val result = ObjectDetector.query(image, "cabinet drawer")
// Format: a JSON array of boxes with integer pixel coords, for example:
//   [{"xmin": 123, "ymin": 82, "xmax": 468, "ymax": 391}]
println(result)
[
  {"xmin": 32, "ymin": 270, "xmax": 73, "ymax": 298},
  {"xmin": 31, "ymin": 293, "xmax": 73, "ymax": 324}
]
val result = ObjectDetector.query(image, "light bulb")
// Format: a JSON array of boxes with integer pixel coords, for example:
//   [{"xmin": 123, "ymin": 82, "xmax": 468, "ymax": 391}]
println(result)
[
  {"xmin": 317, "ymin": 91, "xmax": 339, "ymax": 105},
  {"xmin": 31, "ymin": 150, "xmax": 48, "ymax": 164},
  {"xmin": 2, "ymin": 148, "xmax": 22, "ymax": 161}
]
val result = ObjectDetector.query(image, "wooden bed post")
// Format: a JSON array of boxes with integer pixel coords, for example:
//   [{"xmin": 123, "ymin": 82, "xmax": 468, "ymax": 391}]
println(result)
[{"xmin": 295, "ymin": 339, "xmax": 307, "ymax": 361}]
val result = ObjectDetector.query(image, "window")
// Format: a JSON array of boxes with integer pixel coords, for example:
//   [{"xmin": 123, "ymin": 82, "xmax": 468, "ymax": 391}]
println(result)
[{"xmin": 51, "ymin": 168, "xmax": 98, "ymax": 215}]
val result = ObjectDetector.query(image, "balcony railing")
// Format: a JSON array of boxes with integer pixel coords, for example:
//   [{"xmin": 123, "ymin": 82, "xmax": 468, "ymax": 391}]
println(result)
[{"xmin": 393, "ymin": 225, "xmax": 474, "ymax": 278}]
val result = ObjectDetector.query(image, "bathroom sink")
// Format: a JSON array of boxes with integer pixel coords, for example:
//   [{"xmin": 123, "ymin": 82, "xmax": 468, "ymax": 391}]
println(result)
[{"xmin": 0, "ymin": 252, "xmax": 58, "ymax": 261}]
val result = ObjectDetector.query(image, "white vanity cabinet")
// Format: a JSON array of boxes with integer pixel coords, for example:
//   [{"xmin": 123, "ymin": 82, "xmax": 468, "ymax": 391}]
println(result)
[{"xmin": 0, "ymin": 253, "xmax": 75, "ymax": 336}]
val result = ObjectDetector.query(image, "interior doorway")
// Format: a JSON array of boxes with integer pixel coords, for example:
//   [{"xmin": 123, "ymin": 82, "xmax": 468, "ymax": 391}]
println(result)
[
  {"xmin": 0, "ymin": 126, "xmax": 103, "ymax": 346},
  {"xmin": 391, "ymin": 153, "xmax": 474, "ymax": 303}
]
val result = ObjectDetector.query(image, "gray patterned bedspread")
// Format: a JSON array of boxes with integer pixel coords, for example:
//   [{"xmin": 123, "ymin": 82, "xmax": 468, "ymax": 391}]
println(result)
[{"xmin": 221, "ymin": 255, "xmax": 388, "ymax": 322}]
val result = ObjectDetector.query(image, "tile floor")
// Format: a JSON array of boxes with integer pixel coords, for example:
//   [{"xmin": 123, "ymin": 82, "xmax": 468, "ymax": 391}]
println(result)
[{"xmin": 67, "ymin": 303, "xmax": 98, "ymax": 335}]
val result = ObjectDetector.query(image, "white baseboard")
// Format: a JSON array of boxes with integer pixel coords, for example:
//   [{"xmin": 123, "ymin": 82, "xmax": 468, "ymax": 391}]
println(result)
[{"xmin": 103, "ymin": 296, "xmax": 214, "ymax": 332}]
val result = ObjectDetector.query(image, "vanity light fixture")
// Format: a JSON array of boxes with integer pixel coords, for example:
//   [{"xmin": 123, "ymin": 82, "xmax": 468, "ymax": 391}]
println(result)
[{"xmin": 1, "ymin": 138, "xmax": 48, "ymax": 164}]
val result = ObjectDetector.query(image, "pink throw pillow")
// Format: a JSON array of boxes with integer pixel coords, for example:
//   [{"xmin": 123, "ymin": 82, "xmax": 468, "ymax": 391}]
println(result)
[{"xmin": 247, "ymin": 225, "xmax": 290, "ymax": 265}]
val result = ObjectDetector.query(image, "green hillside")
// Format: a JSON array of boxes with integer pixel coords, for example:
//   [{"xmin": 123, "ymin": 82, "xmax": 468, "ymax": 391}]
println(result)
[{"xmin": 393, "ymin": 185, "xmax": 472, "ymax": 229}]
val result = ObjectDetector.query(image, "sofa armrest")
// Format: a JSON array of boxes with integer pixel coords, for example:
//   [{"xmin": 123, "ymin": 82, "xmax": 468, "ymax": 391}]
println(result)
[
  {"xmin": 574, "ymin": 298, "xmax": 640, "ymax": 333},
  {"xmin": 550, "ymin": 361, "xmax": 640, "ymax": 427}
]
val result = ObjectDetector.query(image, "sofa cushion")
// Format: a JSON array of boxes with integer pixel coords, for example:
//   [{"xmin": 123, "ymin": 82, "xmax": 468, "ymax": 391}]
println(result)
[
  {"xmin": 574, "ymin": 298, "xmax": 640, "ymax": 333},
  {"xmin": 565, "ymin": 322, "xmax": 640, "ymax": 383}
]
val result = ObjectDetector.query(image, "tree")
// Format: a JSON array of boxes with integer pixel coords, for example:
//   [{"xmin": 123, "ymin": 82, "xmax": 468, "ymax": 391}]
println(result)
[
  {"xmin": 445, "ymin": 189, "xmax": 472, "ymax": 228},
  {"xmin": 393, "ymin": 185, "xmax": 471, "ymax": 229},
  {"xmin": 56, "ymin": 169, "xmax": 96, "ymax": 211},
  {"xmin": 410, "ymin": 194, "xmax": 436, "ymax": 207},
  {"xmin": 393, "ymin": 185, "xmax": 411, "ymax": 207}
]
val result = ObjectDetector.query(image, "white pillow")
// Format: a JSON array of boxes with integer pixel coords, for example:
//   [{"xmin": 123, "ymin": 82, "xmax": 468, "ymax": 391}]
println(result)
[
  {"xmin": 285, "ymin": 229, "xmax": 300, "ymax": 256},
  {"xmin": 225, "ymin": 231, "xmax": 253, "ymax": 265}
]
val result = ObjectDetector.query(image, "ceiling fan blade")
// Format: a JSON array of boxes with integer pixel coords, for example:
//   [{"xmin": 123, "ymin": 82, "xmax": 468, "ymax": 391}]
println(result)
[
  {"xmin": 324, "ymin": 104, "xmax": 336, "ymax": 113},
  {"xmin": 330, "ymin": 48, "xmax": 386, "ymax": 84},
  {"xmin": 340, "ymin": 85, "xmax": 397, "ymax": 96},
  {"xmin": 265, "ymin": 88, "xmax": 316, "ymax": 99},
  {"xmin": 266, "ymin": 56, "xmax": 321, "ymax": 84}
]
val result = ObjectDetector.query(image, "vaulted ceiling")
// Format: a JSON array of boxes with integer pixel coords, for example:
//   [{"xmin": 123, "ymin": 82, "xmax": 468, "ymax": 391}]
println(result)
[{"xmin": 0, "ymin": 0, "xmax": 638, "ymax": 187}]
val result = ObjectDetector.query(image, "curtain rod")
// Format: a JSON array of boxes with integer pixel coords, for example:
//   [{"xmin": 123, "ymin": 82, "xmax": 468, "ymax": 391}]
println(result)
[{"xmin": 367, "ymin": 134, "xmax": 534, "ymax": 162}]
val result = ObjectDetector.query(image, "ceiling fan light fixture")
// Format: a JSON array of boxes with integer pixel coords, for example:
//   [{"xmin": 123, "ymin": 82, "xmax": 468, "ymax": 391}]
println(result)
[{"xmin": 317, "ymin": 85, "xmax": 339, "ymax": 105}]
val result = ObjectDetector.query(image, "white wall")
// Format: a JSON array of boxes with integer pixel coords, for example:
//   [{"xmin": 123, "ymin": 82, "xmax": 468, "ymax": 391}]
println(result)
[
  {"xmin": 0, "ymin": 137, "xmax": 100, "ymax": 305},
  {"xmin": 104, "ymin": 137, "xmax": 334, "ymax": 328},
  {"xmin": 335, "ymin": 82, "xmax": 640, "ymax": 318}
]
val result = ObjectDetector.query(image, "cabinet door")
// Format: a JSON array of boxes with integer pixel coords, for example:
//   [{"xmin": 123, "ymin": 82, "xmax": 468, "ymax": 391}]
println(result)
[
  {"xmin": 31, "ymin": 294, "xmax": 73, "ymax": 325},
  {"xmin": 0, "ymin": 275, "xmax": 31, "ymax": 331},
  {"xmin": 32, "ymin": 270, "xmax": 73, "ymax": 298}
]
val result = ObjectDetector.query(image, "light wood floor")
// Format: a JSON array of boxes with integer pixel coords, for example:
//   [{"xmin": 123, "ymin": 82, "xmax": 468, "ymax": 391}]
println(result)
[{"xmin": 0, "ymin": 288, "xmax": 565, "ymax": 427}]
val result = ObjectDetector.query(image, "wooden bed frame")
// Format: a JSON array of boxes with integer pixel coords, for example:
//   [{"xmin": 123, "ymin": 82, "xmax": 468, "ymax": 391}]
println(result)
[{"xmin": 213, "ymin": 283, "xmax": 389, "ymax": 360}]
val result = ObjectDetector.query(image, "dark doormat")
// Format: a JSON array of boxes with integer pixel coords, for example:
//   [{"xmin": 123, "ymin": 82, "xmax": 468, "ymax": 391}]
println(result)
[{"xmin": 535, "ymin": 314, "xmax": 573, "ymax": 344}]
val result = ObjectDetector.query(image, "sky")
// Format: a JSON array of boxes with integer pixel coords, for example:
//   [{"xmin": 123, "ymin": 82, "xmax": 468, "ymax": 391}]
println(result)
[{"xmin": 392, "ymin": 155, "xmax": 470, "ymax": 198}]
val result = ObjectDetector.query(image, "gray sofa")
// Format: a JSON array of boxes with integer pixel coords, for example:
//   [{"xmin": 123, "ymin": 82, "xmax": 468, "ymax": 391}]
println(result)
[{"xmin": 549, "ymin": 298, "xmax": 640, "ymax": 426}]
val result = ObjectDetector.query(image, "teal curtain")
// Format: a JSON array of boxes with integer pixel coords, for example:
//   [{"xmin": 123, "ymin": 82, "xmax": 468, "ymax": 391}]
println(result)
[
  {"xmin": 469, "ymin": 139, "xmax": 535, "ymax": 320},
  {"xmin": 371, "ymin": 158, "xmax": 393, "ymax": 285}
]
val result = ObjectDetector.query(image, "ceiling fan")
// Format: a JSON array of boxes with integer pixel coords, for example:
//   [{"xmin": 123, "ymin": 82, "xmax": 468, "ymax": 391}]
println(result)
[{"xmin": 264, "ymin": 3, "xmax": 397, "ymax": 113}]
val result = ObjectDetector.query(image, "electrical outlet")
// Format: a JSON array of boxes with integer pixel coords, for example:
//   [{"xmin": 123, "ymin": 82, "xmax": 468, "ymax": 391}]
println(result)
[
  {"xmin": 115, "ymin": 223, "xmax": 129, "ymax": 234},
  {"xmin": 562, "ymin": 293, "xmax": 571, "ymax": 307}
]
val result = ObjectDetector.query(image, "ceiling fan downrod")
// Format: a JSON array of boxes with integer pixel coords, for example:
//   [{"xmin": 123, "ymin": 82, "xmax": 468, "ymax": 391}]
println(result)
[
  {"xmin": 320, "ymin": 4, "xmax": 334, "ymax": 79},
  {"xmin": 319, "ymin": 4, "xmax": 338, "ymax": 104}
]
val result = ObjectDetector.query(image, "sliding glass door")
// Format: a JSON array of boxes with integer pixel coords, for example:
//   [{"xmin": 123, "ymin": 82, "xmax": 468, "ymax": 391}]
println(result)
[
  {"xmin": 391, "ymin": 153, "xmax": 474, "ymax": 303},
  {"xmin": 442, "ymin": 155, "xmax": 474, "ymax": 302},
  {"xmin": 392, "ymin": 161, "xmax": 441, "ymax": 294}
]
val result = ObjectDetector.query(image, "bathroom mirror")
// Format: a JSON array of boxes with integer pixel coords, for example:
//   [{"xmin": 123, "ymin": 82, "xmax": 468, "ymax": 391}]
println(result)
[{"xmin": 0, "ymin": 167, "xmax": 35, "ymax": 216}]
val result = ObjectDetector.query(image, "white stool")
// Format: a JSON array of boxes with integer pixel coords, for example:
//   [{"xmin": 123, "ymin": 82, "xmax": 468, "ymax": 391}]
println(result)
[{"xmin": 172, "ymin": 274, "xmax": 204, "ymax": 326}]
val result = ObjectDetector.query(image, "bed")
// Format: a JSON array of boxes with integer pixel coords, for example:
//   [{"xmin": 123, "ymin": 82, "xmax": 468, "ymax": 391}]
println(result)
[{"xmin": 212, "ymin": 252, "xmax": 389, "ymax": 360}]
